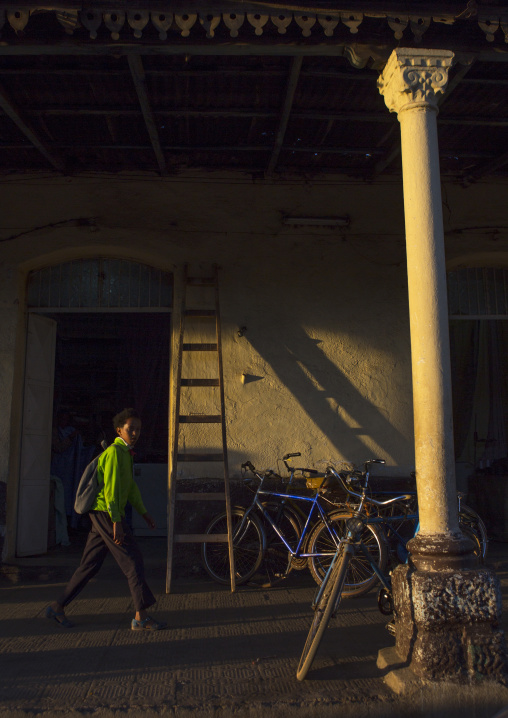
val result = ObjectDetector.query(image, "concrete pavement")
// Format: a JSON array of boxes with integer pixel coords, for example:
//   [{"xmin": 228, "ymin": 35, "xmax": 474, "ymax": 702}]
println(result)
[{"xmin": 1, "ymin": 537, "xmax": 508, "ymax": 717}]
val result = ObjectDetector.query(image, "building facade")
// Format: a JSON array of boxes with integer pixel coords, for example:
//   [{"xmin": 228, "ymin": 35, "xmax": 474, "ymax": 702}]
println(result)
[{"xmin": 0, "ymin": 0, "xmax": 507, "ymax": 682}]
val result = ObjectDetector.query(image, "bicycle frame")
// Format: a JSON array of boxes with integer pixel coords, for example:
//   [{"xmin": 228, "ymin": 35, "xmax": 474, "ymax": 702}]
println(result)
[
  {"xmin": 236, "ymin": 468, "xmax": 345, "ymax": 562},
  {"xmin": 254, "ymin": 490, "xmax": 339, "ymax": 559},
  {"xmin": 311, "ymin": 464, "xmax": 414, "ymax": 610}
]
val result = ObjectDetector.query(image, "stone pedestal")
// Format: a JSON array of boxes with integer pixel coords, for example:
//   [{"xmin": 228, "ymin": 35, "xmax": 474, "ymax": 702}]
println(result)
[{"xmin": 392, "ymin": 558, "xmax": 506, "ymax": 681}]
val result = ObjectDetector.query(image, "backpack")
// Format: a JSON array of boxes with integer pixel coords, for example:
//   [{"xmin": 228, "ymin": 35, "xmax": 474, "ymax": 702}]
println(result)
[{"xmin": 74, "ymin": 443, "xmax": 108, "ymax": 514}]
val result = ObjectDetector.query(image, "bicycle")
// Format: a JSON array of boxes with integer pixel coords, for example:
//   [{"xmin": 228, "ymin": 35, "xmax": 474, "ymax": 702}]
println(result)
[
  {"xmin": 296, "ymin": 460, "xmax": 489, "ymax": 680},
  {"xmin": 199, "ymin": 453, "xmax": 305, "ymax": 588},
  {"xmin": 306, "ymin": 466, "xmax": 487, "ymax": 597},
  {"xmin": 246, "ymin": 453, "xmax": 325, "ymax": 587},
  {"xmin": 371, "ymin": 488, "xmax": 487, "ymax": 564},
  {"xmin": 201, "ymin": 456, "xmax": 384, "ymax": 588},
  {"xmin": 296, "ymin": 460, "xmax": 415, "ymax": 681}
]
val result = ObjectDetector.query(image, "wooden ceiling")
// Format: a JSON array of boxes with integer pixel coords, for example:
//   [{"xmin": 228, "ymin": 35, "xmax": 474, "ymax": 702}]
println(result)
[{"xmin": 0, "ymin": 2, "xmax": 506, "ymax": 182}]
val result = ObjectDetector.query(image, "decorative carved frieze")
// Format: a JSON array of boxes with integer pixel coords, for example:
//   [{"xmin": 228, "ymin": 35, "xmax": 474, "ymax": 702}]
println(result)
[
  {"xmin": 0, "ymin": 6, "xmax": 505, "ymax": 44},
  {"xmin": 7, "ymin": 9, "xmax": 30, "ymax": 33},
  {"xmin": 387, "ymin": 16, "xmax": 408, "ymax": 41},
  {"xmin": 409, "ymin": 16, "xmax": 431, "ymax": 43},
  {"xmin": 502, "ymin": 16, "xmax": 508, "ymax": 43},
  {"xmin": 378, "ymin": 49, "xmax": 455, "ymax": 115},
  {"xmin": 478, "ymin": 15, "xmax": 500, "ymax": 42},
  {"xmin": 151, "ymin": 11, "xmax": 172, "ymax": 40}
]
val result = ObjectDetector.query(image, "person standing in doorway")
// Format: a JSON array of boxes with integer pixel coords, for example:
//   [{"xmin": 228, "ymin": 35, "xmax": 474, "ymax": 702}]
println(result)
[
  {"xmin": 51, "ymin": 411, "xmax": 80, "ymax": 523},
  {"xmin": 45, "ymin": 408, "xmax": 167, "ymax": 631}
]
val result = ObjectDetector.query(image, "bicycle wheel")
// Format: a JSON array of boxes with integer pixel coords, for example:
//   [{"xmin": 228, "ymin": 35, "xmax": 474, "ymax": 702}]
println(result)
[
  {"xmin": 307, "ymin": 510, "xmax": 387, "ymax": 597},
  {"xmin": 248, "ymin": 504, "xmax": 301, "ymax": 588},
  {"xmin": 201, "ymin": 508, "xmax": 265, "ymax": 585},
  {"xmin": 459, "ymin": 504, "xmax": 488, "ymax": 562},
  {"xmin": 296, "ymin": 544, "xmax": 353, "ymax": 681}
]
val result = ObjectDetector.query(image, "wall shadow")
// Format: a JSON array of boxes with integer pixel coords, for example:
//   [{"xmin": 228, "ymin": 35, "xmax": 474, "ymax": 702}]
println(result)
[{"xmin": 244, "ymin": 319, "xmax": 410, "ymax": 467}]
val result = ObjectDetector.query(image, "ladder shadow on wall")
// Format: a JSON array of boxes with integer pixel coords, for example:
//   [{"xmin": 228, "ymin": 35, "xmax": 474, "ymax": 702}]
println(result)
[{"xmin": 243, "ymin": 322, "xmax": 409, "ymax": 464}]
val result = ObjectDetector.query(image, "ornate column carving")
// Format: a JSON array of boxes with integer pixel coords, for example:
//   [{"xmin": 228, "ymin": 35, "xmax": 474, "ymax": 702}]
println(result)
[
  {"xmin": 377, "ymin": 49, "xmax": 506, "ymax": 685},
  {"xmin": 377, "ymin": 48, "xmax": 454, "ymax": 115}
]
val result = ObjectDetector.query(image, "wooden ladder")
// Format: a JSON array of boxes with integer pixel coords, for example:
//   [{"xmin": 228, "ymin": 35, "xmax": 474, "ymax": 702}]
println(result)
[{"xmin": 166, "ymin": 265, "xmax": 236, "ymax": 592}]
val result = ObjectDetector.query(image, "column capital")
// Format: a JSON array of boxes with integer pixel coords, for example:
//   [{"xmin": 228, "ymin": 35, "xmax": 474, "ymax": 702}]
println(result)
[{"xmin": 377, "ymin": 48, "xmax": 454, "ymax": 115}]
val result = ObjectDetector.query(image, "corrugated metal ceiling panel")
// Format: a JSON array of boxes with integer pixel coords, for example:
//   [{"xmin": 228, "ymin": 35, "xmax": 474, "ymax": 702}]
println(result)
[{"xmin": 0, "ymin": 52, "xmax": 505, "ymax": 179}]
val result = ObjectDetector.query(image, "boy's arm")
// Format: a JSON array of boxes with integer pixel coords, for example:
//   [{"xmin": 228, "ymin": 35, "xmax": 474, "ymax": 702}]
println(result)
[
  {"xmin": 101, "ymin": 448, "xmax": 123, "ymax": 523},
  {"xmin": 127, "ymin": 480, "xmax": 147, "ymax": 517},
  {"xmin": 128, "ymin": 481, "xmax": 156, "ymax": 529}
]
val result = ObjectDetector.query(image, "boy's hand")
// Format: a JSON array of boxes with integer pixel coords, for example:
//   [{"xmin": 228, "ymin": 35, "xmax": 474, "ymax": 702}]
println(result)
[
  {"xmin": 113, "ymin": 522, "xmax": 125, "ymax": 545},
  {"xmin": 143, "ymin": 513, "xmax": 156, "ymax": 530}
]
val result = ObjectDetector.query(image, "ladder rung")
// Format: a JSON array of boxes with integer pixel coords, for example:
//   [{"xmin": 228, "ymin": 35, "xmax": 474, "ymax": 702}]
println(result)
[
  {"xmin": 181, "ymin": 379, "xmax": 220, "ymax": 387},
  {"xmin": 183, "ymin": 343, "xmax": 218, "ymax": 351},
  {"xmin": 185, "ymin": 309, "xmax": 216, "ymax": 317},
  {"xmin": 176, "ymin": 492, "xmax": 226, "ymax": 501},
  {"xmin": 177, "ymin": 453, "xmax": 224, "ymax": 462},
  {"xmin": 174, "ymin": 534, "xmax": 228, "ymax": 542},
  {"xmin": 187, "ymin": 277, "xmax": 215, "ymax": 287},
  {"xmin": 179, "ymin": 415, "xmax": 221, "ymax": 423}
]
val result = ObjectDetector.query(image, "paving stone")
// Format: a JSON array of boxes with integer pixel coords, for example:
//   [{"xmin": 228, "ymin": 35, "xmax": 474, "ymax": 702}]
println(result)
[{"xmin": 1, "ymin": 542, "xmax": 508, "ymax": 717}]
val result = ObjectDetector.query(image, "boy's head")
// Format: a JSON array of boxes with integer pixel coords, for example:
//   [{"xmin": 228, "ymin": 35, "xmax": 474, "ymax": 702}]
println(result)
[
  {"xmin": 113, "ymin": 408, "xmax": 141, "ymax": 447},
  {"xmin": 113, "ymin": 408, "xmax": 140, "ymax": 430}
]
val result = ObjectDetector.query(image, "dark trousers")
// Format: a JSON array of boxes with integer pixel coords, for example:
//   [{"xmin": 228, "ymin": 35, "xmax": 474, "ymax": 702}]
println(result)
[{"xmin": 58, "ymin": 511, "xmax": 156, "ymax": 612}]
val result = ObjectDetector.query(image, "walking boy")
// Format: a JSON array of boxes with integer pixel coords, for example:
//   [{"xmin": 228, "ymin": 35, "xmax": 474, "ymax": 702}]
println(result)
[{"xmin": 46, "ymin": 408, "xmax": 166, "ymax": 631}]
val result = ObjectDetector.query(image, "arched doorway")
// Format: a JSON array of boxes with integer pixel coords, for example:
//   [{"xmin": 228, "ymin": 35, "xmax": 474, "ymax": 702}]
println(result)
[{"xmin": 17, "ymin": 258, "xmax": 173, "ymax": 557}]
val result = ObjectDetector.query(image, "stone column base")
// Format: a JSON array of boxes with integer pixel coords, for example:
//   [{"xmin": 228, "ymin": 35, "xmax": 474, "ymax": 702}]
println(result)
[{"xmin": 392, "ymin": 561, "xmax": 507, "ymax": 682}]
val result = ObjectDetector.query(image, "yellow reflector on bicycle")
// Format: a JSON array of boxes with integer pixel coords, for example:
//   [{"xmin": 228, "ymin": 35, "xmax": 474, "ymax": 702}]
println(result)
[{"xmin": 306, "ymin": 475, "xmax": 326, "ymax": 489}]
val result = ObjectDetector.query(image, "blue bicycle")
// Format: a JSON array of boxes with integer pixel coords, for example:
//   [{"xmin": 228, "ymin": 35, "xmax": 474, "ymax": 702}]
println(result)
[
  {"xmin": 201, "ymin": 456, "xmax": 386, "ymax": 589},
  {"xmin": 296, "ymin": 461, "xmax": 488, "ymax": 680}
]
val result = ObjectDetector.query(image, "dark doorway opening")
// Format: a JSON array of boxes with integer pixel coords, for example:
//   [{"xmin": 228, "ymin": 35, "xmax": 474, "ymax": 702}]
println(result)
[
  {"xmin": 47, "ymin": 312, "xmax": 170, "ymax": 546},
  {"xmin": 450, "ymin": 319, "xmax": 508, "ymax": 540}
]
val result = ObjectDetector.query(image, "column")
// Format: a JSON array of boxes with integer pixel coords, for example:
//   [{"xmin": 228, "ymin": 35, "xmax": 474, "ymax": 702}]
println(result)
[{"xmin": 378, "ymin": 48, "xmax": 505, "ymax": 682}]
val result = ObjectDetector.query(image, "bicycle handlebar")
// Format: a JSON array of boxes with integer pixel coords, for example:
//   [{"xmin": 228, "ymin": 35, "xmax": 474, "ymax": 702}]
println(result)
[
  {"xmin": 282, "ymin": 451, "xmax": 322, "ymax": 476},
  {"xmin": 283, "ymin": 452, "xmax": 301, "ymax": 461},
  {"xmin": 241, "ymin": 461, "xmax": 281, "ymax": 484}
]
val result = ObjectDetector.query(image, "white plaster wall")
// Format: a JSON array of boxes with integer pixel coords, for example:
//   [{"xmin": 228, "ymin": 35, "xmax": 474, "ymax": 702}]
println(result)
[{"xmin": 0, "ymin": 172, "xmax": 506, "ymax": 551}]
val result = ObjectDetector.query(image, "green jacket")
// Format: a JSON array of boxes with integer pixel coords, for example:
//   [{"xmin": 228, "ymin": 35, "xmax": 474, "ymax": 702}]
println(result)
[{"xmin": 91, "ymin": 437, "xmax": 147, "ymax": 523}]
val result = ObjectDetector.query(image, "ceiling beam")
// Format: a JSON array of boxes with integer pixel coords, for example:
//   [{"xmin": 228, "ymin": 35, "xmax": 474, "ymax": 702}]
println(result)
[
  {"xmin": 23, "ymin": 106, "xmax": 508, "ymax": 127},
  {"xmin": 0, "ymin": 82, "xmax": 65, "ymax": 172},
  {"xmin": 127, "ymin": 54, "xmax": 167, "ymax": 175},
  {"xmin": 3, "ymin": 65, "xmax": 508, "ymax": 86},
  {"xmin": 0, "ymin": 42, "xmax": 391, "ymax": 60},
  {"xmin": 0, "ymin": 67, "xmax": 378, "ymax": 80},
  {"xmin": 0, "ymin": 39, "xmax": 504, "ymax": 65},
  {"xmin": 0, "ymin": 142, "xmax": 495, "ymax": 160},
  {"xmin": 266, "ymin": 56, "xmax": 302, "ymax": 176}
]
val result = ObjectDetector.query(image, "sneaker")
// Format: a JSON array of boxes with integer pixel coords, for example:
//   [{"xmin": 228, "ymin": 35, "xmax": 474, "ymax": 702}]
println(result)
[{"xmin": 131, "ymin": 616, "xmax": 167, "ymax": 631}]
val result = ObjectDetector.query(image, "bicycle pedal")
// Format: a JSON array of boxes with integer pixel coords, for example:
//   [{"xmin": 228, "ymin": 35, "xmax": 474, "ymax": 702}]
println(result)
[
  {"xmin": 377, "ymin": 587, "xmax": 394, "ymax": 616},
  {"xmin": 385, "ymin": 620, "xmax": 396, "ymax": 637}
]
